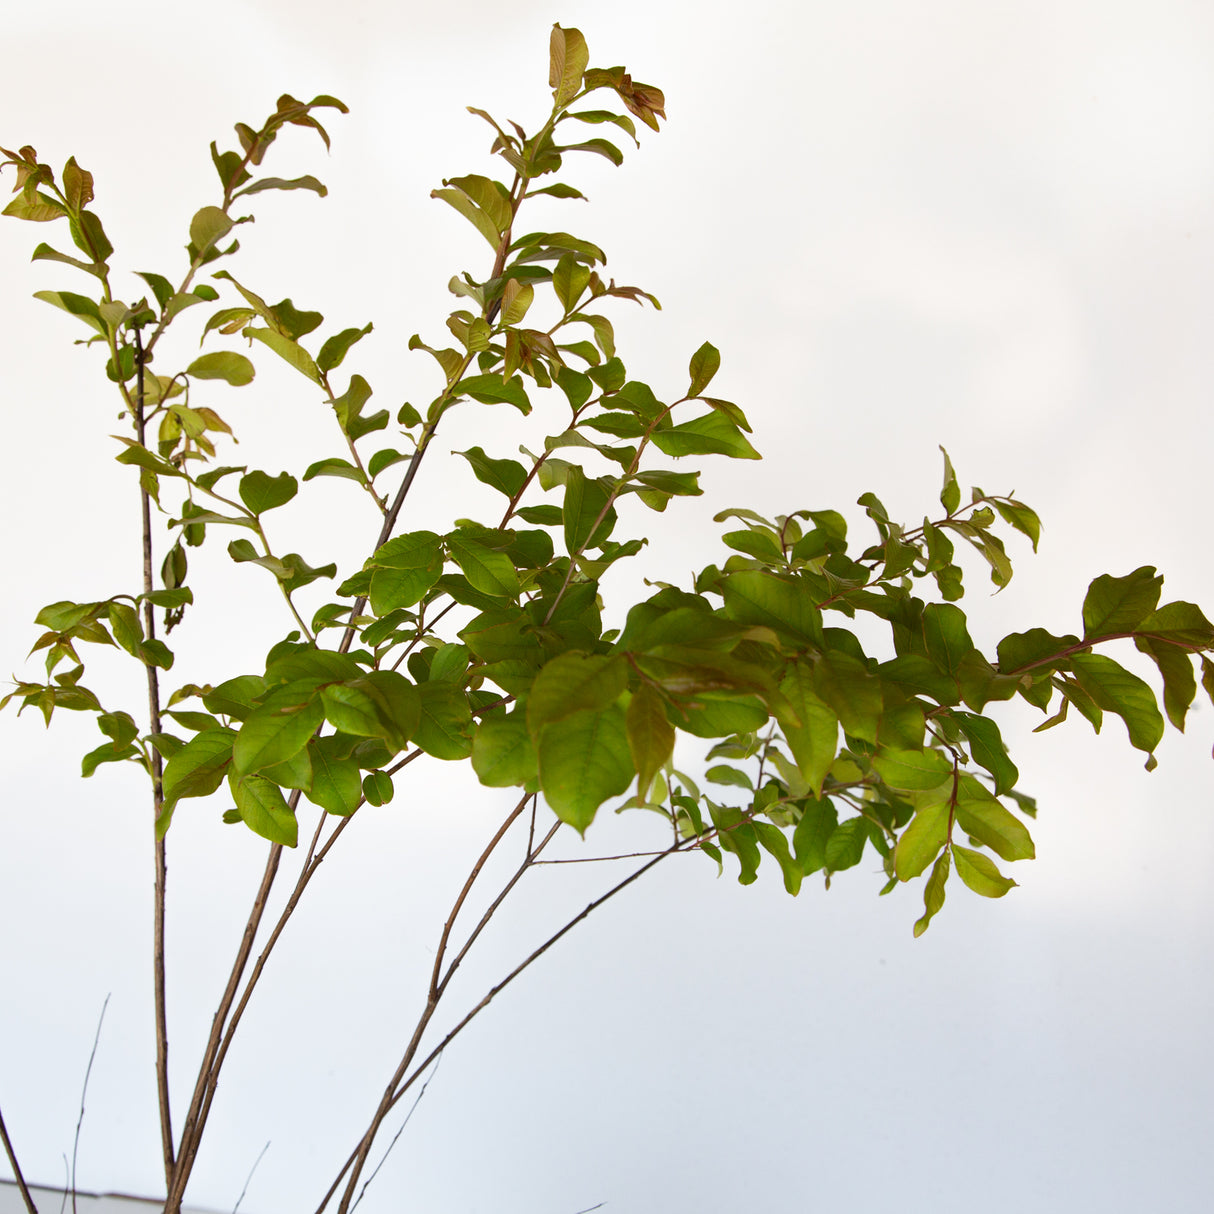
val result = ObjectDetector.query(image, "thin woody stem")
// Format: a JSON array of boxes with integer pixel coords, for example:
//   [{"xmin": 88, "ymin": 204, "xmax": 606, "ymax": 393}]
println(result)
[
  {"xmin": 0, "ymin": 1102, "xmax": 38, "ymax": 1214},
  {"xmin": 133, "ymin": 331, "xmax": 175, "ymax": 1184},
  {"xmin": 317, "ymin": 835, "xmax": 687, "ymax": 1213}
]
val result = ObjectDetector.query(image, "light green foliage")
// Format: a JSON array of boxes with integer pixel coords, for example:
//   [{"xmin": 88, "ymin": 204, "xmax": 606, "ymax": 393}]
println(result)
[{"xmin": 4, "ymin": 18, "xmax": 1214, "ymax": 983}]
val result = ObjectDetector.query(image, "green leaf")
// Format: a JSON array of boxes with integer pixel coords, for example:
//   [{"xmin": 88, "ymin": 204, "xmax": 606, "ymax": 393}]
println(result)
[
  {"xmin": 472, "ymin": 710, "xmax": 538, "ymax": 787},
  {"xmin": 246, "ymin": 326, "xmax": 320, "ymax": 383},
  {"xmin": 458, "ymin": 447, "xmax": 527, "ymax": 498},
  {"xmin": 534, "ymin": 702, "xmax": 633, "ymax": 834},
  {"xmin": 447, "ymin": 532, "xmax": 520, "ymax": 599},
  {"xmin": 232, "ymin": 692, "xmax": 324, "ymax": 775},
  {"xmin": 432, "ymin": 184, "xmax": 502, "ymax": 250},
  {"xmin": 188, "ymin": 206, "xmax": 233, "ymax": 258},
  {"xmin": 951, "ymin": 712, "xmax": 1018, "ymax": 795},
  {"xmin": 752, "ymin": 823, "xmax": 802, "ymax": 895},
  {"xmin": 687, "ymin": 341, "xmax": 721, "ymax": 397},
  {"xmin": 922, "ymin": 603, "xmax": 973, "ymax": 676},
  {"xmin": 1135, "ymin": 637, "xmax": 1196, "ymax": 731},
  {"xmin": 453, "ymin": 373, "xmax": 533, "ymax": 413},
  {"xmin": 317, "ymin": 323, "xmax": 372, "ymax": 373},
  {"xmin": 32, "ymin": 289, "xmax": 106, "ymax": 335},
  {"xmin": 161, "ymin": 728, "xmax": 236, "ymax": 811},
  {"xmin": 721, "ymin": 570, "xmax": 822, "ymax": 646},
  {"xmin": 625, "ymin": 682, "xmax": 674, "ymax": 799},
  {"xmin": 1069, "ymin": 652, "xmax": 1164, "ymax": 757},
  {"xmin": 549, "ymin": 23, "xmax": 589, "ymax": 107},
  {"xmin": 1137, "ymin": 600, "xmax": 1214, "ymax": 647},
  {"xmin": 793, "ymin": 800, "xmax": 838, "ymax": 874},
  {"xmin": 990, "ymin": 498, "xmax": 1041, "ymax": 552},
  {"xmin": 1082, "ymin": 567, "xmax": 1163, "ymax": 638},
  {"xmin": 706, "ymin": 764, "xmax": 752, "ymax": 790},
  {"xmin": 235, "ymin": 174, "xmax": 328, "ymax": 199},
  {"xmin": 939, "ymin": 447, "xmax": 960, "ymax": 514},
  {"xmin": 186, "ymin": 351, "xmax": 255, "ymax": 386},
  {"xmin": 996, "ymin": 628, "xmax": 1080, "ymax": 676},
  {"xmin": 813, "ymin": 651, "xmax": 882, "ymax": 743},
  {"xmin": 3, "ymin": 189, "xmax": 65, "ymax": 222},
  {"xmin": 238, "ymin": 470, "xmax": 298, "ymax": 515},
  {"xmin": 413, "ymin": 682, "xmax": 472, "ymax": 760},
  {"xmin": 775, "ymin": 661, "xmax": 838, "ymax": 796},
  {"xmin": 952, "ymin": 845, "xmax": 1016, "ymax": 897},
  {"xmin": 107, "ymin": 601, "xmax": 143, "ymax": 656},
  {"xmin": 362, "ymin": 771, "xmax": 394, "ymax": 806},
  {"xmin": 303, "ymin": 457, "xmax": 364, "ymax": 485},
  {"xmin": 229, "ymin": 772, "xmax": 297, "ymax": 847},
  {"xmin": 824, "ymin": 817, "xmax": 870, "ymax": 873},
  {"xmin": 872, "ymin": 747, "xmax": 953, "ymax": 792},
  {"xmin": 304, "ymin": 737, "xmax": 363, "ymax": 816},
  {"xmin": 953, "ymin": 777, "xmax": 1035, "ymax": 862},
  {"xmin": 894, "ymin": 799, "xmax": 950, "ymax": 880},
  {"xmin": 562, "ymin": 466, "xmax": 615, "ymax": 555},
  {"xmin": 704, "ymin": 802, "xmax": 760, "ymax": 884},
  {"xmin": 553, "ymin": 253, "xmax": 591, "ymax": 313},
  {"xmin": 82, "ymin": 742, "xmax": 139, "ymax": 778},
  {"xmin": 913, "ymin": 850, "xmax": 950, "ymax": 937},
  {"xmin": 529, "ymin": 653, "xmax": 628, "ymax": 733},
  {"xmin": 650, "ymin": 410, "xmax": 760, "ymax": 460}
]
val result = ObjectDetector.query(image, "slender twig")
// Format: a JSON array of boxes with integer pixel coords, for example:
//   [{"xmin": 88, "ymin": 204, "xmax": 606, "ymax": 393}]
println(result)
[
  {"xmin": 349, "ymin": 1053, "xmax": 443, "ymax": 1213},
  {"xmin": 317, "ymin": 837, "xmax": 687, "ymax": 1213},
  {"xmin": 573, "ymin": 1204, "xmax": 605, "ymax": 1213},
  {"xmin": 70, "ymin": 994, "xmax": 110, "ymax": 1214},
  {"xmin": 434, "ymin": 818, "xmax": 562, "ymax": 1004},
  {"xmin": 133, "ymin": 331, "xmax": 175, "ymax": 1183},
  {"xmin": 0, "ymin": 1102, "xmax": 39, "ymax": 1214},
  {"xmin": 166, "ymin": 843, "xmax": 283, "ymax": 1212},
  {"xmin": 232, "ymin": 1140, "xmax": 270, "ymax": 1214},
  {"xmin": 428, "ymin": 794, "xmax": 532, "ymax": 1002},
  {"xmin": 327, "ymin": 798, "xmax": 536, "ymax": 1211}
]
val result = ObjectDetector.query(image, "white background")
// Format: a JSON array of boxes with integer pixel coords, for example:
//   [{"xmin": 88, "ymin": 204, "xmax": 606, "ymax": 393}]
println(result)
[{"xmin": 2, "ymin": 1, "xmax": 1213, "ymax": 1211}]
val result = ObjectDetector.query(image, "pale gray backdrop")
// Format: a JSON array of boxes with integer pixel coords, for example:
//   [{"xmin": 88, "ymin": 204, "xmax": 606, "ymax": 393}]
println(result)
[{"xmin": 1, "ymin": 2, "xmax": 1212, "ymax": 1212}]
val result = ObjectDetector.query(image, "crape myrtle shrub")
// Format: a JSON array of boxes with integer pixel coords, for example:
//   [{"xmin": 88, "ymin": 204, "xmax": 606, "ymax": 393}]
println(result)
[{"xmin": 3, "ymin": 22, "xmax": 1213, "ymax": 1214}]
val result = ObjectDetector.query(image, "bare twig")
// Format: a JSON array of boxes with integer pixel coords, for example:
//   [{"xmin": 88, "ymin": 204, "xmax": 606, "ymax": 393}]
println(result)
[
  {"xmin": 0, "ymin": 1101, "xmax": 39, "ymax": 1214},
  {"xmin": 232, "ymin": 1140, "xmax": 270, "ymax": 1214},
  {"xmin": 573, "ymin": 1204, "xmax": 605, "ymax": 1213},
  {"xmin": 318, "ymin": 834, "xmax": 685, "ymax": 1213},
  {"xmin": 429, "ymin": 794, "xmax": 532, "ymax": 1002},
  {"xmin": 166, "ymin": 842, "xmax": 283, "ymax": 1212},
  {"xmin": 349, "ymin": 1053, "xmax": 443, "ymax": 1213},
  {"xmin": 133, "ymin": 331, "xmax": 175, "ymax": 1183},
  {"xmin": 70, "ymin": 994, "xmax": 110, "ymax": 1214}
]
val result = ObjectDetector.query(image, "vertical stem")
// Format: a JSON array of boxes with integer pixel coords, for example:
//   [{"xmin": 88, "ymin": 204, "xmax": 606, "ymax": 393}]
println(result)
[
  {"xmin": 0, "ymin": 1102, "xmax": 38, "ymax": 1214},
  {"xmin": 133, "ymin": 331, "xmax": 175, "ymax": 1184}
]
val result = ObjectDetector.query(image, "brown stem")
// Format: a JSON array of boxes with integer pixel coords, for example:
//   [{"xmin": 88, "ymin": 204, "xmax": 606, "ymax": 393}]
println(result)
[
  {"xmin": 428, "ymin": 795, "xmax": 531, "ymax": 1002},
  {"xmin": 317, "ymin": 834, "xmax": 686, "ymax": 1214},
  {"xmin": 164, "ymin": 841, "xmax": 283, "ymax": 1212},
  {"xmin": 0, "ymin": 1102, "xmax": 38, "ymax": 1214},
  {"xmin": 329, "ymin": 797, "xmax": 535, "ymax": 1211},
  {"xmin": 133, "ymin": 331, "xmax": 175, "ymax": 1183}
]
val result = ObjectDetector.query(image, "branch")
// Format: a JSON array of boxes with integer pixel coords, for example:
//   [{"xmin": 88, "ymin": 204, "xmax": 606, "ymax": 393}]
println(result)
[
  {"xmin": 165, "ymin": 842, "xmax": 284, "ymax": 1212},
  {"xmin": 0, "ymin": 1102, "xmax": 38, "ymax": 1214},
  {"xmin": 318, "ymin": 834, "xmax": 686, "ymax": 1213},
  {"xmin": 348, "ymin": 1053, "xmax": 443, "ymax": 1213},
  {"xmin": 133, "ymin": 331, "xmax": 175, "ymax": 1183},
  {"xmin": 71, "ymin": 995, "xmax": 110, "ymax": 1214}
]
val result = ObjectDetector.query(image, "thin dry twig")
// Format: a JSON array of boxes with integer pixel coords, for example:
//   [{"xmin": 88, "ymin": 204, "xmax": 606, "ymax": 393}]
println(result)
[
  {"xmin": 349, "ymin": 1053, "xmax": 444, "ymax": 1213},
  {"xmin": 0, "ymin": 1101, "xmax": 39, "ymax": 1214},
  {"xmin": 232, "ymin": 1140, "xmax": 270, "ymax": 1214},
  {"xmin": 70, "ymin": 994, "xmax": 110, "ymax": 1214},
  {"xmin": 318, "ymin": 833, "xmax": 688, "ymax": 1213}
]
